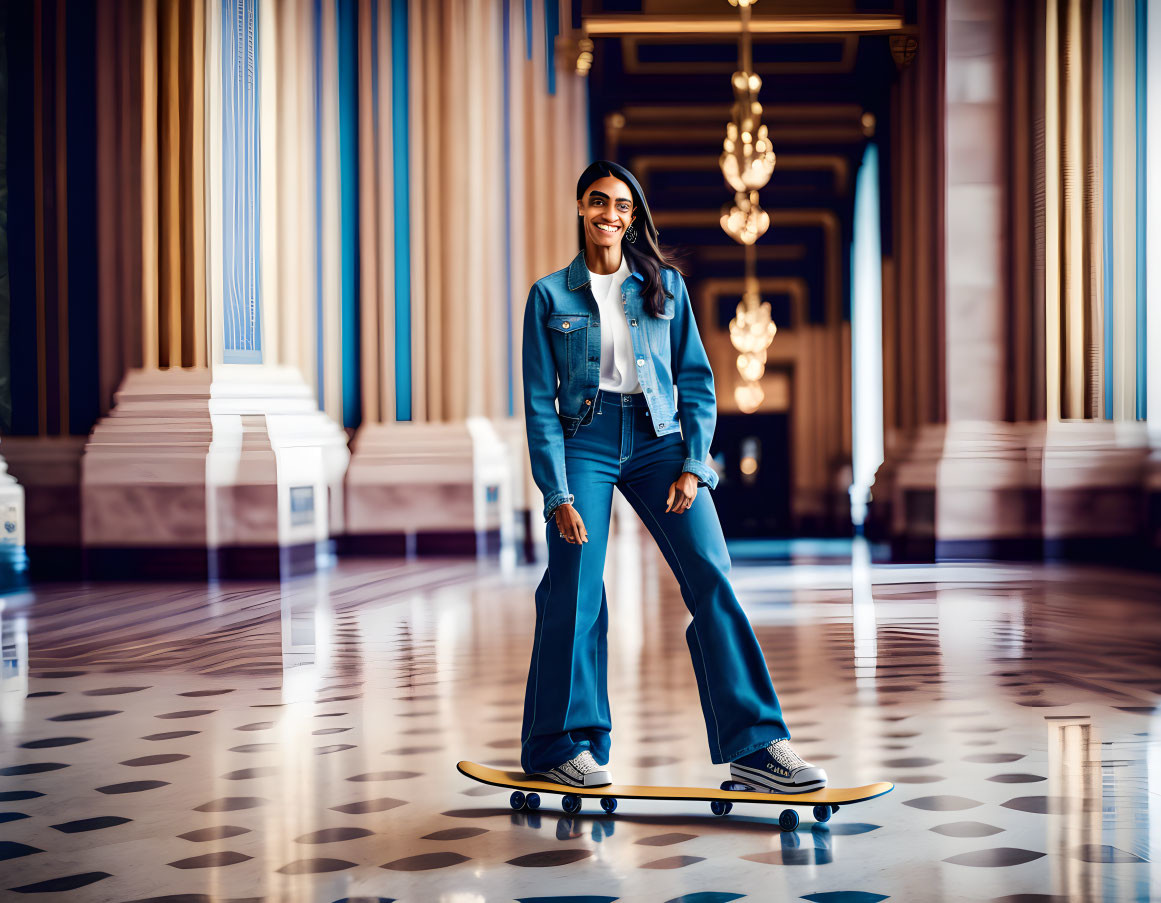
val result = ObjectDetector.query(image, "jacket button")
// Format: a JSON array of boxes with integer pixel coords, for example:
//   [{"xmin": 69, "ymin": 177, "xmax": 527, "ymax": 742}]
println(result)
[
  {"xmin": 658, "ymin": 422, "xmax": 665, "ymax": 427},
  {"xmin": 585, "ymin": 399, "xmax": 591, "ymax": 405},
  {"xmin": 636, "ymin": 359, "xmax": 644, "ymax": 366},
  {"xmin": 562, "ymin": 322, "xmax": 570, "ymax": 329}
]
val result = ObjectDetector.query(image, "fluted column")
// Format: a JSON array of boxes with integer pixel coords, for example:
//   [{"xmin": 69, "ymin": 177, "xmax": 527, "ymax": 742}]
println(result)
[
  {"xmin": 1040, "ymin": 0, "xmax": 1150, "ymax": 564},
  {"xmin": 2, "ymin": 0, "xmax": 100, "ymax": 578},
  {"xmin": 875, "ymin": 0, "xmax": 1156, "ymax": 567},
  {"xmin": 345, "ymin": 0, "xmax": 588, "ymax": 558},
  {"xmin": 81, "ymin": 0, "xmax": 345, "ymax": 580},
  {"xmin": 867, "ymin": 0, "xmax": 947, "ymax": 559},
  {"xmin": 933, "ymin": 0, "xmax": 1045, "ymax": 560}
]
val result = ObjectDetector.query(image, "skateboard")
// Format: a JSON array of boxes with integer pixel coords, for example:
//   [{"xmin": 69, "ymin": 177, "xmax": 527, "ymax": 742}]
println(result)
[{"xmin": 457, "ymin": 761, "xmax": 893, "ymax": 832}]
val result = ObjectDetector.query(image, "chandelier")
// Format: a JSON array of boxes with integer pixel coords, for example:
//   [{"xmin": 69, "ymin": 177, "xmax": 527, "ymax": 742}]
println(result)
[{"xmin": 720, "ymin": 0, "xmax": 777, "ymax": 413}]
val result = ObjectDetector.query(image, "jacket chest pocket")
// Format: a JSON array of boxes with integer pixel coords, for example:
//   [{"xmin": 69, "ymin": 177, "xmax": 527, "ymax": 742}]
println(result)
[
  {"xmin": 546, "ymin": 313, "xmax": 590, "ymax": 381},
  {"xmin": 642, "ymin": 293, "xmax": 674, "ymax": 356}
]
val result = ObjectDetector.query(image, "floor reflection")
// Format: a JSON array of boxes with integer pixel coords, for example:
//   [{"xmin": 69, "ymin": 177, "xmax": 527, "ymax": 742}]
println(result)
[{"xmin": 0, "ymin": 537, "xmax": 1157, "ymax": 902}]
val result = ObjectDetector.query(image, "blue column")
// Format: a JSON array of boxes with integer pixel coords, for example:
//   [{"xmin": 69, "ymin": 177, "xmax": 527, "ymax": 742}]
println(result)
[
  {"xmin": 391, "ymin": 0, "xmax": 411, "ymax": 420},
  {"xmin": 338, "ymin": 0, "xmax": 360, "ymax": 428},
  {"xmin": 221, "ymin": 0, "xmax": 263, "ymax": 364}
]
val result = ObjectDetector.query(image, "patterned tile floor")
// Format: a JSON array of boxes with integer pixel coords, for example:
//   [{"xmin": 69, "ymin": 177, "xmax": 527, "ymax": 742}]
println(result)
[{"xmin": 0, "ymin": 531, "xmax": 1158, "ymax": 903}]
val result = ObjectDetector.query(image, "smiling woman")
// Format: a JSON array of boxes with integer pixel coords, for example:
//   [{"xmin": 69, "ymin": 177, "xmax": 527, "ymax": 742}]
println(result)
[
  {"xmin": 574, "ymin": 160, "xmax": 679, "ymax": 320},
  {"xmin": 517, "ymin": 159, "xmax": 827, "ymax": 799}
]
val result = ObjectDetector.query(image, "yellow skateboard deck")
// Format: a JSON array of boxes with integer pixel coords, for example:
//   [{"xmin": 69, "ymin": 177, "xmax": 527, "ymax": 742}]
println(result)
[{"xmin": 457, "ymin": 761, "xmax": 893, "ymax": 831}]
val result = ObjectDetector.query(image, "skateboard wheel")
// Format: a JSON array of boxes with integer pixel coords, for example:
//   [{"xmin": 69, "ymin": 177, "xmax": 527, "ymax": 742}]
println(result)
[
  {"xmin": 562, "ymin": 794, "xmax": 581, "ymax": 814},
  {"xmin": 813, "ymin": 804, "xmax": 832, "ymax": 823},
  {"xmin": 710, "ymin": 799, "xmax": 731, "ymax": 816},
  {"xmin": 778, "ymin": 809, "xmax": 799, "ymax": 832},
  {"xmin": 526, "ymin": 793, "xmax": 541, "ymax": 810},
  {"xmin": 509, "ymin": 790, "xmax": 526, "ymax": 810},
  {"xmin": 600, "ymin": 796, "xmax": 617, "ymax": 813}
]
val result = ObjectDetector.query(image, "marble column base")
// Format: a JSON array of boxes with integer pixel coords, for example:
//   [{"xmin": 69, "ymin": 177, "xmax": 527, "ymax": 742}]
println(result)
[
  {"xmin": 874, "ymin": 424, "xmax": 946, "ymax": 562},
  {"xmin": 933, "ymin": 421, "xmax": 1046, "ymax": 561},
  {"xmin": 1040, "ymin": 420, "xmax": 1151, "ymax": 566},
  {"xmin": 82, "ymin": 367, "xmax": 342, "ymax": 580},
  {"xmin": 0, "ymin": 446, "xmax": 29, "ymax": 590},
  {"xmin": 872, "ymin": 419, "xmax": 1156, "ymax": 567},
  {"xmin": 1146, "ymin": 447, "xmax": 1161, "ymax": 567},
  {"xmin": 1, "ymin": 436, "xmax": 85, "ymax": 580},
  {"xmin": 490, "ymin": 416, "xmax": 540, "ymax": 565},
  {"xmin": 343, "ymin": 417, "xmax": 513, "ymax": 558}
]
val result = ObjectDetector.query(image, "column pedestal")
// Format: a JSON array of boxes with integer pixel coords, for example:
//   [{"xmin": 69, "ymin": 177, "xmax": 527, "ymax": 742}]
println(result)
[
  {"xmin": 934, "ymin": 421, "xmax": 1045, "ymax": 560},
  {"xmin": 81, "ymin": 367, "xmax": 345, "ymax": 580},
  {"xmin": 344, "ymin": 418, "xmax": 513, "ymax": 558},
  {"xmin": 1, "ymin": 437, "xmax": 83, "ymax": 581},
  {"xmin": 82, "ymin": 369, "xmax": 216, "ymax": 578},
  {"xmin": 1146, "ymin": 448, "xmax": 1161, "ymax": 565},
  {"xmin": 0, "ymin": 445, "xmax": 29, "ymax": 590},
  {"xmin": 1041, "ymin": 420, "xmax": 1150, "ymax": 565},
  {"xmin": 884, "ymin": 423, "xmax": 946, "ymax": 561},
  {"xmin": 491, "ymin": 416, "xmax": 536, "ymax": 563}
]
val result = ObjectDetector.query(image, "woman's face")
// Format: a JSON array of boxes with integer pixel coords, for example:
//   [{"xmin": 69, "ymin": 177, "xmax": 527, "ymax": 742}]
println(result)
[{"xmin": 578, "ymin": 176, "xmax": 637, "ymax": 250}]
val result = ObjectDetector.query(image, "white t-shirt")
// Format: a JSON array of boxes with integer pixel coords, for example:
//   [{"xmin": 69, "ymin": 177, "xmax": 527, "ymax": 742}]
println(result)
[{"xmin": 587, "ymin": 254, "xmax": 642, "ymax": 394}]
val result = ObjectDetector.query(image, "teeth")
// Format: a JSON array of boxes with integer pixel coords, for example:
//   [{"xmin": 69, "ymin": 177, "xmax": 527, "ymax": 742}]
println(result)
[{"xmin": 596, "ymin": 223, "xmax": 619, "ymax": 232}]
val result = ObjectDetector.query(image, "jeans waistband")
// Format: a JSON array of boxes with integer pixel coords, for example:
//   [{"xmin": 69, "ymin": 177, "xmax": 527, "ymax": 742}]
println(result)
[{"xmin": 596, "ymin": 389, "xmax": 646, "ymax": 407}]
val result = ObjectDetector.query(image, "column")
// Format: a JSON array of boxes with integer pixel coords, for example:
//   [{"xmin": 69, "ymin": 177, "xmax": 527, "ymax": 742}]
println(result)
[
  {"xmin": 2, "ymin": 0, "xmax": 99, "ymax": 579},
  {"xmin": 1040, "ymin": 0, "xmax": 1150, "ymax": 565},
  {"xmin": 933, "ymin": 0, "xmax": 1046, "ymax": 560},
  {"xmin": 867, "ymin": 0, "xmax": 948, "ymax": 561}
]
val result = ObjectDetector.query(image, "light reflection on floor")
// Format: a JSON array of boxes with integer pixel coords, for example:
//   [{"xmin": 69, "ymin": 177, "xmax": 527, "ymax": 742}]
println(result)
[{"xmin": 0, "ymin": 528, "xmax": 1158, "ymax": 903}]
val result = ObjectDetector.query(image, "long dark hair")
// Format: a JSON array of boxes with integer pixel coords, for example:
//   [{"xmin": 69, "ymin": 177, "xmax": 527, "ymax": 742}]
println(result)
[{"xmin": 575, "ymin": 160, "xmax": 686, "ymax": 317}]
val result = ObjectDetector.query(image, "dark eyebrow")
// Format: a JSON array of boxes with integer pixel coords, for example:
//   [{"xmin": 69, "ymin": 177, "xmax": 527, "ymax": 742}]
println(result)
[{"xmin": 589, "ymin": 190, "xmax": 633, "ymax": 204}]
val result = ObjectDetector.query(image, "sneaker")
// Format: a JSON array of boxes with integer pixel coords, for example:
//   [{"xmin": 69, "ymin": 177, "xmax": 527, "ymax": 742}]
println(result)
[
  {"xmin": 729, "ymin": 739, "xmax": 827, "ymax": 793},
  {"xmin": 530, "ymin": 749, "xmax": 612, "ymax": 787}
]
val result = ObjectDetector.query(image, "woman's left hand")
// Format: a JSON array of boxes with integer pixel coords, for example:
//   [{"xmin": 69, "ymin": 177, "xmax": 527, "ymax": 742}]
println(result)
[{"xmin": 666, "ymin": 472, "xmax": 699, "ymax": 514}]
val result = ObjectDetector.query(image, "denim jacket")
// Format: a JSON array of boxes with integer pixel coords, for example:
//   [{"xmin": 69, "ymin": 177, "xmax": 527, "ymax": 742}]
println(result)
[{"xmin": 523, "ymin": 249, "xmax": 719, "ymax": 523}]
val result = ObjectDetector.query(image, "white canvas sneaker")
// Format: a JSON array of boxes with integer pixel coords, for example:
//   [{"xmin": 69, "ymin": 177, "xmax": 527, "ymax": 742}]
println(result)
[
  {"xmin": 729, "ymin": 739, "xmax": 828, "ymax": 793},
  {"xmin": 532, "ymin": 749, "xmax": 612, "ymax": 787}
]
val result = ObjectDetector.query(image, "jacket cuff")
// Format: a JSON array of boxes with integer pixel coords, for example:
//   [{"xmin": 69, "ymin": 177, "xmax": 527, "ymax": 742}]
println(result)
[
  {"xmin": 543, "ymin": 491, "xmax": 575, "ymax": 524},
  {"xmin": 681, "ymin": 457, "xmax": 719, "ymax": 491}
]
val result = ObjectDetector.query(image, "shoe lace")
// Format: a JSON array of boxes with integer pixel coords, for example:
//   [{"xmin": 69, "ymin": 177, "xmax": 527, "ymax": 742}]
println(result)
[
  {"xmin": 569, "ymin": 751, "xmax": 599, "ymax": 774},
  {"xmin": 768, "ymin": 739, "xmax": 807, "ymax": 769}
]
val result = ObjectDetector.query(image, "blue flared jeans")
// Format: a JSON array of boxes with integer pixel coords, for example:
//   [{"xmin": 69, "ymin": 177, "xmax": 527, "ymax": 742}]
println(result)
[{"xmin": 520, "ymin": 389, "xmax": 791, "ymax": 774}]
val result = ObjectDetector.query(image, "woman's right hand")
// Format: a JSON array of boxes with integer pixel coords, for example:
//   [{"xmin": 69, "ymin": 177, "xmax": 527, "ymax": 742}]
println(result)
[{"xmin": 554, "ymin": 503, "xmax": 588, "ymax": 544}]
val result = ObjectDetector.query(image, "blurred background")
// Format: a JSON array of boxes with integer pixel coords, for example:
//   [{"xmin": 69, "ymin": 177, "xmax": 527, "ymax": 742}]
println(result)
[{"xmin": 0, "ymin": 0, "xmax": 1157, "ymax": 587}]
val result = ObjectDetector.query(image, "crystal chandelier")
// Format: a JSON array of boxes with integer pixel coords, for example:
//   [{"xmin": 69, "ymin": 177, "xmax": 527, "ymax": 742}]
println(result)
[{"xmin": 720, "ymin": 0, "xmax": 777, "ymax": 413}]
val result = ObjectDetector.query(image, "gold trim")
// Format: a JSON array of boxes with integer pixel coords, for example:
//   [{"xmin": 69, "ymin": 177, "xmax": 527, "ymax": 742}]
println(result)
[
  {"xmin": 622, "ymin": 34, "xmax": 858, "ymax": 75},
  {"xmin": 190, "ymin": 0, "xmax": 206, "ymax": 369},
  {"xmin": 697, "ymin": 244, "xmax": 809, "ymax": 263},
  {"xmin": 584, "ymin": 13, "xmax": 905, "ymax": 36},
  {"xmin": 614, "ymin": 124, "xmax": 866, "ymax": 145},
  {"xmin": 621, "ymin": 103, "xmax": 864, "ymax": 122},
  {"xmin": 141, "ymin": 0, "xmax": 159, "ymax": 369},
  {"xmin": 629, "ymin": 152, "xmax": 850, "ymax": 194}
]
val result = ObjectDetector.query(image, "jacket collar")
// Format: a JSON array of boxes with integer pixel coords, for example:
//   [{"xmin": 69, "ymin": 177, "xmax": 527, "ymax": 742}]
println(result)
[{"xmin": 566, "ymin": 249, "xmax": 645, "ymax": 291}]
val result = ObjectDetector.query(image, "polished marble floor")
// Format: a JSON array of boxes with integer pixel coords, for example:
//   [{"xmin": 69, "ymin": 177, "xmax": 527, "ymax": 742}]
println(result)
[{"xmin": 0, "ymin": 514, "xmax": 1158, "ymax": 902}]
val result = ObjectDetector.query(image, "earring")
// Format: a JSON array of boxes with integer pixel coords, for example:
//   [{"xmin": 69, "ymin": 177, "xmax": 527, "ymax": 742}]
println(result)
[{"xmin": 625, "ymin": 222, "xmax": 638, "ymax": 243}]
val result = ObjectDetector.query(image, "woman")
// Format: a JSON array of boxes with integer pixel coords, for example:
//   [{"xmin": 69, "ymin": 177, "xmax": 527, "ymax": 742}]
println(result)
[{"xmin": 518, "ymin": 160, "xmax": 826, "ymax": 794}]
